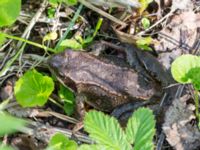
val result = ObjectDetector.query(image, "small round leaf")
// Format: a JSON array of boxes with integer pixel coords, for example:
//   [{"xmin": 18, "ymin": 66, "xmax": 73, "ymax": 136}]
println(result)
[
  {"xmin": 14, "ymin": 69, "xmax": 54, "ymax": 107},
  {"xmin": 0, "ymin": 0, "xmax": 21, "ymax": 27},
  {"xmin": 171, "ymin": 54, "xmax": 200, "ymax": 83}
]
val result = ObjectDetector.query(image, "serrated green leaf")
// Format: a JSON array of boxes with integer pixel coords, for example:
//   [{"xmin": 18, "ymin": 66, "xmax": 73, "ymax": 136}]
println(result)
[
  {"xmin": 171, "ymin": 54, "xmax": 200, "ymax": 84},
  {"xmin": 47, "ymin": 133, "xmax": 77, "ymax": 150},
  {"xmin": 58, "ymin": 85, "xmax": 75, "ymax": 115},
  {"xmin": 14, "ymin": 69, "xmax": 54, "ymax": 107},
  {"xmin": 0, "ymin": 112, "xmax": 27, "ymax": 136},
  {"xmin": 0, "ymin": 0, "xmax": 21, "ymax": 27},
  {"xmin": 125, "ymin": 107, "xmax": 155, "ymax": 150},
  {"xmin": 84, "ymin": 111, "xmax": 131, "ymax": 150}
]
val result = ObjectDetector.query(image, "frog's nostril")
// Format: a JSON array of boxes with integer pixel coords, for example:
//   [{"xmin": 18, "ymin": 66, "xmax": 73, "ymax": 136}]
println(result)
[{"xmin": 48, "ymin": 55, "xmax": 63, "ymax": 69}]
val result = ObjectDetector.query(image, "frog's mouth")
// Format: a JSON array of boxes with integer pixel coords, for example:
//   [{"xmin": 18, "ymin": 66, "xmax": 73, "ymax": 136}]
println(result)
[
  {"xmin": 47, "ymin": 52, "xmax": 68, "ymax": 76},
  {"xmin": 47, "ymin": 54, "xmax": 66, "ymax": 81},
  {"xmin": 48, "ymin": 63, "xmax": 75, "ymax": 92},
  {"xmin": 48, "ymin": 54, "xmax": 64, "ymax": 70}
]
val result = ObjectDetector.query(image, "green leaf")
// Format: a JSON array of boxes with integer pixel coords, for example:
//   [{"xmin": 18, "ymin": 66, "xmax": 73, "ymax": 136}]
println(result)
[
  {"xmin": 0, "ymin": 143, "xmax": 14, "ymax": 150},
  {"xmin": 0, "ymin": 99, "xmax": 10, "ymax": 111},
  {"xmin": 49, "ymin": 0, "xmax": 59, "ymax": 6},
  {"xmin": 92, "ymin": 18, "xmax": 103, "ymax": 38},
  {"xmin": 78, "ymin": 144, "xmax": 110, "ymax": 150},
  {"xmin": 57, "ymin": 38, "xmax": 82, "ymax": 52},
  {"xmin": 141, "ymin": 18, "xmax": 150, "ymax": 29},
  {"xmin": 125, "ymin": 107, "xmax": 156, "ymax": 150},
  {"xmin": 43, "ymin": 32, "xmax": 58, "ymax": 43},
  {"xmin": 0, "ymin": 112, "xmax": 27, "ymax": 136},
  {"xmin": 136, "ymin": 36, "xmax": 153, "ymax": 51},
  {"xmin": 47, "ymin": 7, "xmax": 56, "ymax": 18},
  {"xmin": 82, "ymin": 18, "xmax": 102, "ymax": 46},
  {"xmin": 58, "ymin": 85, "xmax": 75, "ymax": 115},
  {"xmin": 48, "ymin": 0, "xmax": 77, "ymax": 6},
  {"xmin": 14, "ymin": 69, "xmax": 54, "ymax": 107},
  {"xmin": 62, "ymin": 0, "xmax": 77, "ymax": 5},
  {"xmin": 84, "ymin": 111, "xmax": 131, "ymax": 150},
  {"xmin": 136, "ymin": 36, "xmax": 152, "ymax": 45},
  {"xmin": 0, "ymin": 0, "xmax": 21, "ymax": 27},
  {"xmin": 82, "ymin": 36, "xmax": 93, "ymax": 45},
  {"xmin": 137, "ymin": 44, "xmax": 152, "ymax": 51},
  {"xmin": 0, "ymin": 32, "xmax": 6, "ymax": 46},
  {"xmin": 47, "ymin": 133, "xmax": 77, "ymax": 150},
  {"xmin": 171, "ymin": 54, "xmax": 200, "ymax": 83},
  {"xmin": 185, "ymin": 67, "xmax": 200, "ymax": 90}
]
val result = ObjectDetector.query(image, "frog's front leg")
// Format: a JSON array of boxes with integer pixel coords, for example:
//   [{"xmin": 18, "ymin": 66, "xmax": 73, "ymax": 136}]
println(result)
[
  {"xmin": 75, "ymin": 93, "xmax": 87, "ymax": 121},
  {"xmin": 72, "ymin": 94, "xmax": 86, "ymax": 134}
]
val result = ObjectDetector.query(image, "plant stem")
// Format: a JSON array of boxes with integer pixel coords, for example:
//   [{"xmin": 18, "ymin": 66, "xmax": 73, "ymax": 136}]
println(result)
[
  {"xmin": 0, "ymin": 43, "xmax": 26, "ymax": 77},
  {"xmin": 49, "ymin": 97, "xmax": 64, "ymax": 109},
  {"xmin": 1, "ymin": 33, "xmax": 55, "ymax": 53}
]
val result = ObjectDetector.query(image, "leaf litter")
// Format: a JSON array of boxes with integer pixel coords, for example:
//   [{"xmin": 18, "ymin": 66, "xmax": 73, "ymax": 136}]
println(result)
[{"xmin": 1, "ymin": 0, "xmax": 200, "ymax": 149}]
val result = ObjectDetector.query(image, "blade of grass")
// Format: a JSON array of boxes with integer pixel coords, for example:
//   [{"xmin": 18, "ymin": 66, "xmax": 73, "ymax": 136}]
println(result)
[
  {"xmin": 1, "ymin": 33, "xmax": 55, "ymax": 52},
  {"xmin": 55, "ymin": 4, "xmax": 83, "ymax": 50}
]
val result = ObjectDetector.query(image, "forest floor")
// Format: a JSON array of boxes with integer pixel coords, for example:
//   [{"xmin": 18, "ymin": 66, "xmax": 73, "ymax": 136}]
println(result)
[{"xmin": 1, "ymin": 0, "xmax": 200, "ymax": 150}]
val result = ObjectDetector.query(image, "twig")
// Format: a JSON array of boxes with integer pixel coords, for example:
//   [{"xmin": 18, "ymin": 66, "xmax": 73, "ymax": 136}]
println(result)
[
  {"xmin": 78, "ymin": 0, "xmax": 127, "ymax": 26},
  {"xmin": 137, "ymin": 9, "xmax": 176, "ymax": 36},
  {"xmin": 37, "ymin": 111, "xmax": 79, "ymax": 124},
  {"xmin": 17, "ymin": 0, "xmax": 48, "ymax": 47},
  {"xmin": 0, "ymin": 0, "xmax": 49, "ymax": 78},
  {"xmin": 29, "ymin": 121, "xmax": 94, "ymax": 144}
]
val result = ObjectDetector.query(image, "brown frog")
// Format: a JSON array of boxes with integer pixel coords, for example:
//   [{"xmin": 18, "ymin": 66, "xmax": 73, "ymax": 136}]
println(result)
[{"xmin": 48, "ymin": 46, "xmax": 170, "ymax": 112}]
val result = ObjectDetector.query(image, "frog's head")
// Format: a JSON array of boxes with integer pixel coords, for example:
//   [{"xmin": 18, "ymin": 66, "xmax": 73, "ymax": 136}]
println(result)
[
  {"xmin": 48, "ymin": 50, "xmax": 79, "ymax": 91},
  {"xmin": 47, "ymin": 50, "xmax": 77, "ymax": 80},
  {"xmin": 48, "ymin": 51, "xmax": 65, "ymax": 78}
]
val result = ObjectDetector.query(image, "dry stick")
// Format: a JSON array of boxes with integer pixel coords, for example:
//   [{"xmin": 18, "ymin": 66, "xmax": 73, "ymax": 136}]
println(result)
[
  {"xmin": 0, "ymin": 0, "xmax": 49, "ymax": 78},
  {"xmin": 137, "ymin": 9, "xmax": 176, "ymax": 36},
  {"xmin": 37, "ymin": 111, "xmax": 79, "ymax": 124},
  {"xmin": 78, "ymin": 0, "xmax": 127, "ymax": 27},
  {"xmin": 17, "ymin": 0, "xmax": 48, "ymax": 71},
  {"xmin": 17, "ymin": 0, "xmax": 48, "ymax": 47},
  {"xmin": 28, "ymin": 121, "xmax": 94, "ymax": 144}
]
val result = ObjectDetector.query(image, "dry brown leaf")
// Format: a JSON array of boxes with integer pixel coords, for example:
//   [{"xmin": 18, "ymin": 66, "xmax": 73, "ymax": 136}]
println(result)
[
  {"xmin": 163, "ymin": 95, "xmax": 200, "ymax": 150},
  {"xmin": 155, "ymin": 11, "xmax": 200, "ymax": 69}
]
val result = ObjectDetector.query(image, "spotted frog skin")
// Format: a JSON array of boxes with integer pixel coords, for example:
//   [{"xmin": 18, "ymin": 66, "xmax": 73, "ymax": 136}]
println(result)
[{"xmin": 48, "ymin": 49, "xmax": 164, "ymax": 112}]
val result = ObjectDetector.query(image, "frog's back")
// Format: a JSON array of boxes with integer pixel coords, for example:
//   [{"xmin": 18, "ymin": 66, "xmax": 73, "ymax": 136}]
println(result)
[{"xmin": 49, "ymin": 50, "xmax": 161, "ymax": 111}]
